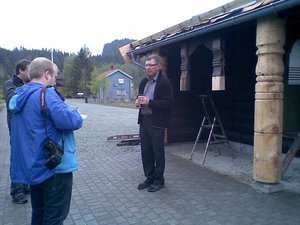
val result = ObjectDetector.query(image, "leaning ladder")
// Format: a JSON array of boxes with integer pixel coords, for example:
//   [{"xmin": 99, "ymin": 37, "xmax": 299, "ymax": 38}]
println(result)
[{"xmin": 190, "ymin": 95, "xmax": 230, "ymax": 164}]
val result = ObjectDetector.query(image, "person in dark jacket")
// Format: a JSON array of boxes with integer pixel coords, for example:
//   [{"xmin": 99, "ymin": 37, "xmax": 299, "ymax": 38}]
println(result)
[
  {"xmin": 3, "ymin": 59, "xmax": 31, "ymax": 204},
  {"xmin": 135, "ymin": 54, "xmax": 174, "ymax": 192}
]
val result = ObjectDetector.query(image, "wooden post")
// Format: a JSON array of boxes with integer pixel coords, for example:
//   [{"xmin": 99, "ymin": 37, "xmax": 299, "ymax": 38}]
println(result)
[
  {"xmin": 212, "ymin": 36, "xmax": 225, "ymax": 91},
  {"xmin": 161, "ymin": 53, "xmax": 168, "ymax": 143},
  {"xmin": 254, "ymin": 15, "xmax": 285, "ymax": 184},
  {"xmin": 180, "ymin": 43, "xmax": 190, "ymax": 91},
  {"xmin": 160, "ymin": 56, "xmax": 168, "ymax": 77}
]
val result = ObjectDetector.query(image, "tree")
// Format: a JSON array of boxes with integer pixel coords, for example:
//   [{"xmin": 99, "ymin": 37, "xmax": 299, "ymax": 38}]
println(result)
[
  {"xmin": 75, "ymin": 47, "xmax": 93, "ymax": 103},
  {"xmin": 0, "ymin": 47, "xmax": 70, "ymax": 89},
  {"xmin": 63, "ymin": 55, "xmax": 81, "ymax": 97},
  {"xmin": 0, "ymin": 39, "xmax": 141, "ymax": 94},
  {"xmin": 89, "ymin": 67, "xmax": 102, "ymax": 95},
  {"xmin": 98, "ymin": 77, "xmax": 111, "ymax": 101}
]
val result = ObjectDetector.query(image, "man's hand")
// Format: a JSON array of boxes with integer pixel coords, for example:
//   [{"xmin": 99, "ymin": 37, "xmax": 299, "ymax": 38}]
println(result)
[
  {"xmin": 137, "ymin": 95, "xmax": 149, "ymax": 106},
  {"xmin": 135, "ymin": 98, "xmax": 141, "ymax": 108}
]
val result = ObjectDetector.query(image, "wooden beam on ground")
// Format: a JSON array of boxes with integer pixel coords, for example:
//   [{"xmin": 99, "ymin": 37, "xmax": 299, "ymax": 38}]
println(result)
[
  {"xmin": 282, "ymin": 132, "xmax": 300, "ymax": 177},
  {"xmin": 107, "ymin": 134, "xmax": 139, "ymax": 141},
  {"xmin": 107, "ymin": 134, "xmax": 140, "ymax": 146}
]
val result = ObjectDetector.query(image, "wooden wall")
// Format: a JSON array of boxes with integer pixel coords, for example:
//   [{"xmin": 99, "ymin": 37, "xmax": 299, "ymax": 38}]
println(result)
[
  {"xmin": 167, "ymin": 21, "xmax": 257, "ymax": 144},
  {"xmin": 166, "ymin": 14, "xmax": 300, "ymax": 150}
]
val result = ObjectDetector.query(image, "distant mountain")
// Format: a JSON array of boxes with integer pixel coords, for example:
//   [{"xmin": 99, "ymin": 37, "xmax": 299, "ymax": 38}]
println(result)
[{"xmin": 101, "ymin": 38, "xmax": 135, "ymax": 64}]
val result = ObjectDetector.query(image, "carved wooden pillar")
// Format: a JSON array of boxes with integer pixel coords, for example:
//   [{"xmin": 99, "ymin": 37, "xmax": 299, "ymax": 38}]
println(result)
[
  {"xmin": 212, "ymin": 37, "xmax": 225, "ymax": 91},
  {"xmin": 254, "ymin": 15, "xmax": 285, "ymax": 184},
  {"xmin": 160, "ymin": 56, "xmax": 168, "ymax": 76},
  {"xmin": 180, "ymin": 43, "xmax": 190, "ymax": 91}
]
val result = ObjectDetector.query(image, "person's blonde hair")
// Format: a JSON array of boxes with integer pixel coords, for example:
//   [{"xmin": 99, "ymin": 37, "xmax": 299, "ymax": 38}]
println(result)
[{"xmin": 29, "ymin": 57, "xmax": 54, "ymax": 80}]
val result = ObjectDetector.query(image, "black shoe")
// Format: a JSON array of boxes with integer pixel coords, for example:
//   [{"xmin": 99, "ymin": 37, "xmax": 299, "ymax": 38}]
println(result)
[
  {"xmin": 137, "ymin": 179, "xmax": 153, "ymax": 190},
  {"xmin": 12, "ymin": 195, "xmax": 28, "ymax": 204},
  {"xmin": 147, "ymin": 184, "xmax": 165, "ymax": 192}
]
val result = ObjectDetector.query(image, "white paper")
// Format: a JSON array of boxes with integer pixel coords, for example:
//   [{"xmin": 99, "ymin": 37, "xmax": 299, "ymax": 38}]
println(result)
[{"xmin": 80, "ymin": 114, "xmax": 88, "ymax": 119}]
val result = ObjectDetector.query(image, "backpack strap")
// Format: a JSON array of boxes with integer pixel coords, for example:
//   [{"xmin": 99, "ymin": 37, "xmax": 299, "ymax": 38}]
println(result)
[
  {"xmin": 40, "ymin": 86, "xmax": 48, "ymax": 136},
  {"xmin": 40, "ymin": 87, "xmax": 47, "ymax": 117},
  {"xmin": 40, "ymin": 86, "xmax": 65, "ymax": 147}
]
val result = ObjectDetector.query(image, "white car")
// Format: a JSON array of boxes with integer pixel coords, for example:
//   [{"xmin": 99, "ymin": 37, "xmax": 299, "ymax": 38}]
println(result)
[{"xmin": 76, "ymin": 93, "xmax": 84, "ymax": 98}]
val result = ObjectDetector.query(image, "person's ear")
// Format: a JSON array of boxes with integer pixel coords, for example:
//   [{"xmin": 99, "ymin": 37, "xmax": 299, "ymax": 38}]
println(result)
[{"xmin": 45, "ymin": 71, "xmax": 50, "ymax": 80}]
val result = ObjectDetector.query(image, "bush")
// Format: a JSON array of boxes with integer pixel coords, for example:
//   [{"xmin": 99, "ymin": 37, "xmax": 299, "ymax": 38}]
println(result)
[{"xmin": 0, "ymin": 89, "xmax": 4, "ymax": 111}]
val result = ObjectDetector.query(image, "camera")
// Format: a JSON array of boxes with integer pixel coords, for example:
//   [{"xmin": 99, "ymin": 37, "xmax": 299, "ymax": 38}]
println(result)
[{"xmin": 44, "ymin": 138, "xmax": 64, "ymax": 170}]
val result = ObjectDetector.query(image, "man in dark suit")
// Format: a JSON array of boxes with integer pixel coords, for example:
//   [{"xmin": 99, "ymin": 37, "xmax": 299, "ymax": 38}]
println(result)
[{"xmin": 135, "ymin": 54, "xmax": 174, "ymax": 192}]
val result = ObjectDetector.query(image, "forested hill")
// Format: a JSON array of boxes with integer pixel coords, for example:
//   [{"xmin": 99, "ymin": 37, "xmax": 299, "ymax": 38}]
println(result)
[
  {"xmin": 0, "ymin": 38, "xmax": 136, "ymax": 85},
  {"xmin": 0, "ymin": 47, "xmax": 70, "ymax": 84},
  {"xmin": 101, "ymin": 38, "xmax": 135, "ymax": 64}
]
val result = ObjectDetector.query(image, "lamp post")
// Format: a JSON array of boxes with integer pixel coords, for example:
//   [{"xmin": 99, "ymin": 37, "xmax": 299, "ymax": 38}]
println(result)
[
  {"xmin": 84, "ymin": 68, "xmax": 88, "ymax": 103},
  {"xmin": 51, "ymin": 48, "xmax": 54, "ymax": 62}
]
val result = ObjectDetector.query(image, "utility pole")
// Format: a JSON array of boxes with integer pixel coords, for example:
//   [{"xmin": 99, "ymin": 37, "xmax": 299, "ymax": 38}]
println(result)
[
  {"xmin": 51, "ymin": 49, "xmax": 54, "ymax": 62},
  {"xmin": 84, "ymin": 68, "xmax": 88, "ymax": 103}
]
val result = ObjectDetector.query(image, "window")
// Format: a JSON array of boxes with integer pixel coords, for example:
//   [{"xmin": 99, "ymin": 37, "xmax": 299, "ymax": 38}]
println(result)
[
  {"xmin": 118, "ymin": 78, "xmax": 124, "ymax": 84},
  {"xmin": 116, "ymin": 89, "xmax": 126, "ymax": 96},
  {"xmin": 288, "ymin": 39, "xmax": 300, "ymax": 85}
]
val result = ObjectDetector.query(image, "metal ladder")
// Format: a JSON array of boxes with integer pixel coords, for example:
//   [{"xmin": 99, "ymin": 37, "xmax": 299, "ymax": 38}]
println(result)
[{"xmin": 190, "ymin": 95, "xmax": 230, "ymax": 164}]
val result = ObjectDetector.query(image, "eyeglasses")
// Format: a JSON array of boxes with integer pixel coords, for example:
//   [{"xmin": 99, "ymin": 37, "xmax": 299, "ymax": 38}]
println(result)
[{"xmin": 145, "ymin": 63, "xmax": 158, "ymax": 67}]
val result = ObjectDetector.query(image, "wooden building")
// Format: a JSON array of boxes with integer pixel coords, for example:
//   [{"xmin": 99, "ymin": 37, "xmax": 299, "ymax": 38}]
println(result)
[
  {"xmin": 97, "ymin": 67, "xmax": 133, "ymax": 102},
  {"xmin": 120, "ymin": 0, "xmax": 300, "ymax": 191}
]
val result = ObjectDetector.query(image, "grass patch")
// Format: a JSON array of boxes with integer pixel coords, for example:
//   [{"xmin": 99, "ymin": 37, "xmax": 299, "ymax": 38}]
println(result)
[
  {"xmin": 98, "ymin": 102, "xmax": 137, "ymax": 109},
  {"xmin": 0, "ymin": 101, "xmax": 4, "ymax": 111},
  {"xmin": 0, "ymin": 91, "xmax": 4, "ymax": 111}
]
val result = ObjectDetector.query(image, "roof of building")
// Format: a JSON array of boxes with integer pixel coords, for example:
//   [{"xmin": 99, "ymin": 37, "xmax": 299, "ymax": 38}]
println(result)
[
  {"xmin": 97, "ymin": 68, "xmax": 133, "ymax": 80},
  {"xmin": 126, "ymin": 0, "xmax": 299, "ymax": 56}
]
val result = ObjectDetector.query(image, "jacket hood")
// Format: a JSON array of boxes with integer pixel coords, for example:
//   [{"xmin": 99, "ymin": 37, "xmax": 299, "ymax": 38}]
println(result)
[{"xmin": 9, "ymin": 82, "xmax": 43, "ymax": 113}]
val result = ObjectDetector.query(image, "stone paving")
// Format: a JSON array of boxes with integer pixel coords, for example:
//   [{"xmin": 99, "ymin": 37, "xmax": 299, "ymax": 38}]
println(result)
[{"xmin": 0, "ymin": 99, "xmax": 300, "ymax": 225}]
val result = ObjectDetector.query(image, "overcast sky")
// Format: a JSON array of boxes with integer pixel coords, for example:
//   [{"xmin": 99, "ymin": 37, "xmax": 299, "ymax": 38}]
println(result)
[{"xmin": 1, "ymin": 0, "xmax": 233, "ymax": 56}]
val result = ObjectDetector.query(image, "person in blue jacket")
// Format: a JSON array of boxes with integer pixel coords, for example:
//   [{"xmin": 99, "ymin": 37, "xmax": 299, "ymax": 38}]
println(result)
[{"xmin": 9, "ymin": 57, "xmax": 83, "ymax": 225}]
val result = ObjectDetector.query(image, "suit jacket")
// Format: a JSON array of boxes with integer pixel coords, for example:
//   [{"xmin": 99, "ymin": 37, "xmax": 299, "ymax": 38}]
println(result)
[
  {"xmin": 3, "ymin": 75, "xmax": 24, "ymax": 134},
  {"xmin": 137, "ymin": 72, "xmax": 173, "ymax": 128}
]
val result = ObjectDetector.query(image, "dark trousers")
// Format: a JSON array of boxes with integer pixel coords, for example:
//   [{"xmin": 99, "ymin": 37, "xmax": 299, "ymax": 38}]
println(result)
[
  {"xmin": 9, "ymin": 138, "xmax": 30, "ymax": 199},
  {"xmin": 30, "ymin": 173, "xmax": 73, "ymax": 225},
  {"xmin": 139, "ymin": 116, "xmax": 165, "ymax": 185},
  {"xmin": 10, "ymin": 182, "xmax": 30, "ymax": 198}
]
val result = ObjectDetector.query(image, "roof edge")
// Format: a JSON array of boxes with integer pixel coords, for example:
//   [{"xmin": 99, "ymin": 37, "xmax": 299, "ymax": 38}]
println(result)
[
  {"xmin": 130, "ymin": 0, "xmax": 252, "ymax": 50},
  {"xmin": 128, "ymin": 0, "xmax": 300, "ymax": 56}
]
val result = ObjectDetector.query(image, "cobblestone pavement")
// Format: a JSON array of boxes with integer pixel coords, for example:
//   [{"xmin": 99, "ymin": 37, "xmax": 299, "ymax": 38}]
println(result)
[{"xmin": 1, "ymin": 99, "xmax": 300, "ymax": 225}]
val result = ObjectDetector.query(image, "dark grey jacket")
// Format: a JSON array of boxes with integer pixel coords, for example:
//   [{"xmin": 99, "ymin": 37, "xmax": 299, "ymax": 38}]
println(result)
[
  {"xmin": 3, "ymin": 75, "xmax": 24, "ymax": 135},
  {"xmin": 137, "ymin": 73, "xmax": 174, "ymax": 128}
]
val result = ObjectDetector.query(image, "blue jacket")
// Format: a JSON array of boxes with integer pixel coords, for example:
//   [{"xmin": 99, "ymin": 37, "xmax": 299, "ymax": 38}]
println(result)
[
  {"xmin": 9, "ymin": 82, "xmax": 83, "ymax": 185},
  {"xmin": 56, "ymin": 130, "xmax": 78, "ymax": 173}
]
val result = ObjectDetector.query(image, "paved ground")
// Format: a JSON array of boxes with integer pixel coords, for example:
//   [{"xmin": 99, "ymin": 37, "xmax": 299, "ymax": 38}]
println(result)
[{"xmin": 0, "ymin": 99, "xmax": 300, "ymax": 225}]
